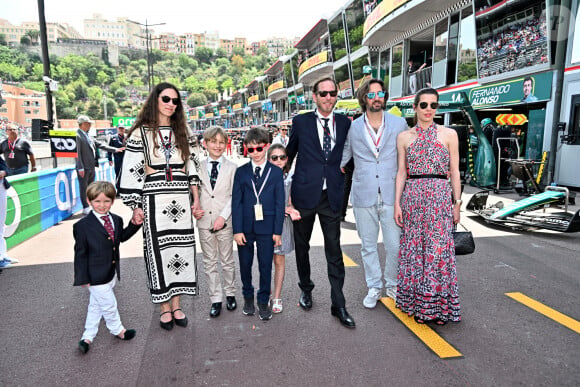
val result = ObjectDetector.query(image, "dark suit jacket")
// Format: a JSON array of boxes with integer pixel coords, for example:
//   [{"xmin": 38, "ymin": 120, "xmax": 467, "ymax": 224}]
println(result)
[
  {"xmin": 0, "ymin": 156, "xmax": 10, "ymax": 189},
  {"xmin": 286, "ymin": 111, "xmax": 351, "ymax": 213},
  {"xmin": 107, "ymin": 133, "xmax": 125, "ymax": 166},
  {"xmin": 232, "ymin": 161, "xmax": 285, "ymax": 236},
  {"xmin": 73, "ymin": 211, "xmax": 141, "ymax": 286}
]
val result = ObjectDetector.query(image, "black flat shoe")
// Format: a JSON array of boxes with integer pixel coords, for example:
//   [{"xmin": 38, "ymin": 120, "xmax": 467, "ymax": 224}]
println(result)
[
  {"xmin": 210, "ymin": 303, "xmax": 222, "ymax": 318},
  {"xmin": 172, "ymin": 308, "xmax": 188, "ymax": 327},
  {"xmin": 226, "ymin": 296, "xmax": 237, "ymax": 311},
  {"xmin": 160, "ymin": 311, "xmax": 174, "ymax": 331},
  {"xmin": 331, "ymin": 306, "xmax": 356, "ymax": 328},
  {"xmin": 78, "ymin": 340, "xmax": 90, "ymax": 354},
  {"xmin": 414, "ymin": 316, "xmax": 425, "ymax": 324},
  {"xmin": 299, "ymin": 291, "xmax": 312, "ymax": 310},
  {"xmin": 116, "ymin": 329, "xmax": 136, "ymax": 340}
]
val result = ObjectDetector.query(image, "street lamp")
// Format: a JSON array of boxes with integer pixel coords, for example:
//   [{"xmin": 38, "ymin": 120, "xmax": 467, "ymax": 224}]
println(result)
[{"xmin": 127, "ymin": 19, "xmax": 166, "ymax": 91}]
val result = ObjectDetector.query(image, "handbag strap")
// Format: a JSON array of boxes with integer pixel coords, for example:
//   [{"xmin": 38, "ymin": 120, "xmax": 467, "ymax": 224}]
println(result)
[{"xmin": 454, "ymin": 222, "xmax": 469, "ymax": 232}]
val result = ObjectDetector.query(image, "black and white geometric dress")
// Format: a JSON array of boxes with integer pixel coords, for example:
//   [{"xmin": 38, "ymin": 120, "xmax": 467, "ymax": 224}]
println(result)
[{"xmin": 120, "ymin": 126, "xmax": 200, "ymax": 304}]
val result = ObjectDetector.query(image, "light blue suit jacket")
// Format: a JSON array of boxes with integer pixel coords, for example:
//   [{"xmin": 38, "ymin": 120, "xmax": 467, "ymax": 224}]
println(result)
[{"xmin": 341, "ymin": 112, "xmax": 408, "ymax": 207}]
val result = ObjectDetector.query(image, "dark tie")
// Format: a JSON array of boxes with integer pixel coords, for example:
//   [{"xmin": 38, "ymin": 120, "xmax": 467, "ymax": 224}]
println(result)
[
  {"xmin": 322, "ymin": 118, "xmax": 331, "ymax": 159},
  {"xmin": 254, "ymin": 166, "xmax": 261, "ymax": 184},
  {"xmin": 101, "ymin": 215, "xmax": 114, "ymax": 241},
  {"xmin": 210, "ymin": 161, "xmax": 219, "ymax": 189}
]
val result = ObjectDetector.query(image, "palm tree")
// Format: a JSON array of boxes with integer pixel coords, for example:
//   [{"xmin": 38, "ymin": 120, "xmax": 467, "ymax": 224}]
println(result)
[{"xmin": 26, "ymin": 30, "xmax": 39, "ymax": 45}]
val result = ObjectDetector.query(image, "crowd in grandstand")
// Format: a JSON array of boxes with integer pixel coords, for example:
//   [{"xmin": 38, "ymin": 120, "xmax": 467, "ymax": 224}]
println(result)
[{"xmin": 477, "ymin": 16, "xmax": 547, "ymax": 78}]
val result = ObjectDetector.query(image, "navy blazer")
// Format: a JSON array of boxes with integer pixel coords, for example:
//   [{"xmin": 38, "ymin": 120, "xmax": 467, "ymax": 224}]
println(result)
[
  {"xmin": 73, "ymin": 211, "xmax": 141, "ymax": 286},
  {"xmin": 0, "ymin": 156, "xmax": 10, "ymax": 189},
  {"xmin": 232, "ymin": 161, "xmax": 285, "ymax": 236},
  {"xmin": 286, "ymin": 111, "xmax": 351, "ymax": 213},
  {"xmin": 107, "ymin": 133, "xmax": 125, "ymax": 166}
]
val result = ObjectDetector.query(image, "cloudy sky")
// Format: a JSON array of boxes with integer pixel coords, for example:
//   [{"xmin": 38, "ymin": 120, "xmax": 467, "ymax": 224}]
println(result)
[{"xmin": 2, "ymin": 0, "xmax": 345, "ymax": 41}]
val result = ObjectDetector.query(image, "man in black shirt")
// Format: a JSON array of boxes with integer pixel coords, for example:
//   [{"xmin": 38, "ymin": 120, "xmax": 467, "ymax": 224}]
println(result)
[{"xmin": 0, "ymin": 125, "xmax": 36, "ymax": 176}]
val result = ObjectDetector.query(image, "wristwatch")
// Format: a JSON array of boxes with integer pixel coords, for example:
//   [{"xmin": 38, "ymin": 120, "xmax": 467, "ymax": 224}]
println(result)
[{"xmin": 453, "ymin": 199, "xmax": 463, "ymax": 206}]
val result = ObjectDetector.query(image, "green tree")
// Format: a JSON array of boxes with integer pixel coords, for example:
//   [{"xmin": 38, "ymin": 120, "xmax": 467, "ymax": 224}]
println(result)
[
  {"xmin": 194, "ymin": 47, "xmax": 214, "ymax": 64},
  {"xmin": 232, "ymin": 46, "xmax": 245, "ymax": 57},
  {"xmin": 0, "ymin": 34, "xmax": 6, "ymax": 46},
  {"xmin": 20, "ymin": 35, "xmax": 31, "ymax": 45},
  {"xmin": 187, "ymin": 92, "xmax": 207, "ymax": 107},
  {"xmin": 26, "ymin": 30, "xmax": 40, "ymax": 45},
  {"xmin": 215, "ymin": 48, "xmax": 228, "ymax": 58},
  {"xmin": 0, "ymin": 62, "xmax": 26, "ymax": 80}
]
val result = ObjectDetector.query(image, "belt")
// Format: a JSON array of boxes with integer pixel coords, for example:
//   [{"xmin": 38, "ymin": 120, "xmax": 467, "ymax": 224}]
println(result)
[{"xmin": 407, "ymin": 174, "xmax": 447, "ymax": 180}]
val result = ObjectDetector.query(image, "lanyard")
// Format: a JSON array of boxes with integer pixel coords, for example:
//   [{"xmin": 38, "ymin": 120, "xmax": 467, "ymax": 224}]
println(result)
[
  {"xmin": 7, "ymin": 138, "xmax": 17, "ymax": 152},
  {"xmin": 158, "ymin": 129, "xmax": 173, "ymax": 181},
  {"xmin": 363, "ymin": 113, "xmax": 386, "ymax": 154},
  {"xmin": 316, "ymin": 113, "xmax": 336, "ymax": 144},
  {"xmin": 251, "ymin": 167, "xmax": 271, "ymax": 204}
]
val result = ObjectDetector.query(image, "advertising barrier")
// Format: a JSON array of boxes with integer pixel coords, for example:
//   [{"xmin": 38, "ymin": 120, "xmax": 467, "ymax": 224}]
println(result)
[{"xmin": 5, "ymin": 159, "xmax": 115, "ymax": 248}]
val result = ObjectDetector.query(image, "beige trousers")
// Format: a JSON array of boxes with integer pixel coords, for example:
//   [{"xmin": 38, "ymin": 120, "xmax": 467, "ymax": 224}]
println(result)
[{"xmin": 198, "ymin": 225, "xmax": 236, "ymax": 303}]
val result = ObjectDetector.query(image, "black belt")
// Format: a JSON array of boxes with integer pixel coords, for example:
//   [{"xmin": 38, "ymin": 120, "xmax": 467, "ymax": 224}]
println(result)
[{"xmin": 408, "ymin": 174, "xmax": 447, "ymax": 179}]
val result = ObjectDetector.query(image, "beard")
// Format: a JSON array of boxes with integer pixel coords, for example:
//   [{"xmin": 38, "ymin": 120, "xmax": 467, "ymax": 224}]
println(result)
[{"xmin": 368, "ymin": 103, "xmax": 383, "ymax": 113}]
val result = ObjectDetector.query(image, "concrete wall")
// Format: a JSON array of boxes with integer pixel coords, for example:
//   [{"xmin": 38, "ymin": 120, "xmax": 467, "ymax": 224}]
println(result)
[{"xmin": 22, "ymin": 43, "xmax": 119, "ymax": 66}]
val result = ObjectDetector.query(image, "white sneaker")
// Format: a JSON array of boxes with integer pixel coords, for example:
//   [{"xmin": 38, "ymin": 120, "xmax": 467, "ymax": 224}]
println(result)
[
  {"xmin": 385, "ymin": 286, "xmax": 397, "ymax": 300},
  {"xmin": 82, "ymin": 207, "xmax": 91, "ymax": 215},
  {"xmin": 363, "ymin": 288, "xmax": 382, "ymax": 309},
  {"xmin": 3, "ymin": 256, "xmax": 18, "ymax": 263}
]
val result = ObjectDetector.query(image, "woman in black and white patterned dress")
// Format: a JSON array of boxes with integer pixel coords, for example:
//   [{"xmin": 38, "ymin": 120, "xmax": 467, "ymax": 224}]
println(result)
[{"xmin": 120, "ymin": 82, "xmax": 201, "ymax": 330}]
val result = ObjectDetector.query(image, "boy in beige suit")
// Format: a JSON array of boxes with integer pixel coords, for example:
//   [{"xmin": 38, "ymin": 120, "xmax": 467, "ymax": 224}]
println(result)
[{"xmin": 194, "ymin": 127, "xmax": 237, "ymax": 318}]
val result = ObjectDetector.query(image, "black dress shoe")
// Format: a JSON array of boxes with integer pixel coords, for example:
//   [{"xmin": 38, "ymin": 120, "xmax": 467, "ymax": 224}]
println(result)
[
  {"xmin": 331, "ymin": 306, "xmax": 356, "ymax": 328},
  {"xmin": 172, "ymin": 308, "xmax": 188, "ymax": 327},
  {"xmin": 78, "ymin": 340, "xmax": 90, "ymax": 354},
  {"xmin": 160, "ymin": 311, "xmax": 174, "ymax": 331},
  {"xmin": 116, "ymin": 329, "xmax": 136, "ymax": 340},
  {"xmin": 299, "ymin": 291, "xmax": 312, "ymax": 310},
  {"xmin": 226, "ymin": 296, "xmax": 237, "ymax": 311},
  {"xmin": 210, "ymin": 302, "xmax": 222, "ymax": 318}
]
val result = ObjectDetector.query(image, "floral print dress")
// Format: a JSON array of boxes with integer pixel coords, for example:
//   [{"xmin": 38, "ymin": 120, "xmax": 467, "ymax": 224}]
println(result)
[{"xmin": 396, "ymin": 123, "xmax": 461, "ymax": 323}]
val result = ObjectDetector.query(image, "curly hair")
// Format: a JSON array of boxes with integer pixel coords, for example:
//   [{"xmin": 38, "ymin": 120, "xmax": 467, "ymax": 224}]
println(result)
[{"xmin": 128, "ymin": 82, "xmax": 190, "ymax": 161}]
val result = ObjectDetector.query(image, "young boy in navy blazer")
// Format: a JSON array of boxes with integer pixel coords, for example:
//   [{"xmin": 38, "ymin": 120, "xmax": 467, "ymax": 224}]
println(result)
[
  {"xmin": 73, "ymin": 181, "xmax": 141, "ymax": 354},
  {"xmin": 232, "ymin": 127, "xmax": 284, "ymax": 321}
]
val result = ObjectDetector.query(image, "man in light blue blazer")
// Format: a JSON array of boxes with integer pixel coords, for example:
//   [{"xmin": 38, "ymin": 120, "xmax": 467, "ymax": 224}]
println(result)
[{"xmin": 341, "ymin": 79, "xmax": 408, "ymax": 309}]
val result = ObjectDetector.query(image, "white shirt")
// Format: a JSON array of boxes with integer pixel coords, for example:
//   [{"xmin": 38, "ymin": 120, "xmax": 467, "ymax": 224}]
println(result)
[
  {"xmin": 251, "ymin": 160, "xmax": 267, "ymax": 178},
  {"xmin": 316, "ymin": 110, "xmax": 335, "ymax": 190},
  {"xmin": 363, "ymin": 113, "xmax": 386, "ymax": 157}
]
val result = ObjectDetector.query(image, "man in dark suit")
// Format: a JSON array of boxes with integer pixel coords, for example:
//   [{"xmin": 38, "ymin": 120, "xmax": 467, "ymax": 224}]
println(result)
[
  {"xmin": 107, "ymin": 125, "xmax": 126, "ymax": 192},
  {"xmin": 76, "ymin": 115, "xmax": 121, "ymax": 215},
  {"xmin": 286, "ymin": 77, "xmax": 355, "ymax": 328}
]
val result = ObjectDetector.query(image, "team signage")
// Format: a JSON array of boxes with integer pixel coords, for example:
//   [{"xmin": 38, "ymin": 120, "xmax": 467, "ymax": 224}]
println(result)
[
  {"xmin": 112, "ymin": 116, "xmax": 136, "ymax": 128},
  {"xmin": 298, "ymin": 51, "xmax": 328, "ymax": 77},
  {"xmin": 48, "ymin": 129, "xmax": 77, "ymax": 157},
  {"xmin": 363, "ymin": 0, "xmax": 411, "ymax": 37},
  {"xmin": 468, "ymin": 72, "xmax": 552, "ymax": 107}
]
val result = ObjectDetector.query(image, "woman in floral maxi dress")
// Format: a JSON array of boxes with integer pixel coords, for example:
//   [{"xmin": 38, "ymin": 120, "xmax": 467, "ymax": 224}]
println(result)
[{"xmin": 394, "ymin": 88, "xmax": 462, "ymax": 324}]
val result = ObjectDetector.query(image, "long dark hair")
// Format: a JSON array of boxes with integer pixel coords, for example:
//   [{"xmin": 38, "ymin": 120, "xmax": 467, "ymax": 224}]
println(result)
[
  {"xmin": 413, "ymin": 87, "xmax": 439, "ymax": 126},
  {"xmin": 267, "ymin": 143, "xmax": 290, "ymax": 174},
  {"xmin": 128, "ymin": 82, "xmax": 190, "ymax": 161}
]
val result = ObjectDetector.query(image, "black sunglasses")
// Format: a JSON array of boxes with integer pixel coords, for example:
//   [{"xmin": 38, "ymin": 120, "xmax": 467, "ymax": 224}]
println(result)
[
  {"xmin": 161, "ymin": 95, "xmax": 180, "ymax": 105},
  {"xmin": 317, "ymin": 90, "xmax": 338, "ymax": 97},
  {"xmin": 270, "ymin": 155, "xmax": 287, "ymax": 161},
  {"xmin": 418, "ymin": 102, "xmax": 439, "ymax": 110},
  {"xmin": 247, "ymin": 146, "xmax": 265, "ymax": 153}
]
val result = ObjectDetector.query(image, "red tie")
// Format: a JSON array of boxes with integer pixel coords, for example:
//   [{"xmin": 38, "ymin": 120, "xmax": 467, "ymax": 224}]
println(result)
[{"xmin": 101, "ymin": 215, "xmax": 115, "ymax": 241}]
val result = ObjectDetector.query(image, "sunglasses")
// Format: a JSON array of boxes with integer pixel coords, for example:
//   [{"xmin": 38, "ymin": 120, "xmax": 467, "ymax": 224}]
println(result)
[
  {"xmin": 161, "ymin": 95, "xmax": 180, "ymax": 105},
  {"xmin": 317, "ymin": 90, "xmax": 338, "ymax": 97},
  {"xmin": 280, "ymin": 129, "xmax": 288, "ymax": 132},
  {"xmin": 367, "ymin": 91, "xmax": 386, "ymax": 99},
  {"xmin": 270, "ymin": 155, "xmax": 287, "ymax": 161},
  {"xmin": 418, "ymin": 102, "xmax": 439, "ymax": 110},
  {"xmin": 246, "ymin": 146, "xmax": 265, "ymax": 153}
]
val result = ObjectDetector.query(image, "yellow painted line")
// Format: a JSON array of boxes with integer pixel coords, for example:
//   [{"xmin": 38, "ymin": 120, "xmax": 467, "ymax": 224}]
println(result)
[
  {"xmin": 505, "ymin": 292, "xmax": 580, "ymax": 334},
  {"xmin": 342, "ymin": 253, "xmax": 358, "ymax": 267},
  {"xmin": 380, "ymin": 297, "xmax": 463, "ymax": 359}
]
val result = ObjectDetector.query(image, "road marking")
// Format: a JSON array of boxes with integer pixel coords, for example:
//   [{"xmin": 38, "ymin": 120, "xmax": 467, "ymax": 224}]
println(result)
[
  {"xmin": 505, "ymin": 292, "xmax": 580, "ymax": 334},
  {"xmin": 342, "ymin": 253, "xmax": 358, "ymax": 267},
  {"xmin": 380, "ymin": 297, "xmax": 463, "ymax": 359}
]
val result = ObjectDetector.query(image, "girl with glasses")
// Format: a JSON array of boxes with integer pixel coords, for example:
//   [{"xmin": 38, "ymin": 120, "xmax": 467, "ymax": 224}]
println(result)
[
  {"xmin": 120, "ymin": 82, "xmax": 201, "ymax": 330},
  {"xmin": 393, "ymin": 88, "xmax": 462, "ymax": 325},
  {"xmin": 267, "ymin": 144, "xmax": 301, "ymax": 313}
]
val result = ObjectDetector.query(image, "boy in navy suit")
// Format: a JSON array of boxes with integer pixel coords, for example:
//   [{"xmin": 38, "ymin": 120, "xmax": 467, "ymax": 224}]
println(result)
[
  {"xmin": 232, "ymin": 127, "xmax": 284, "ymax": 321},
  {"xmin": 73, "ymin": 181, "xmax": 141, "ymax": 354}
]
